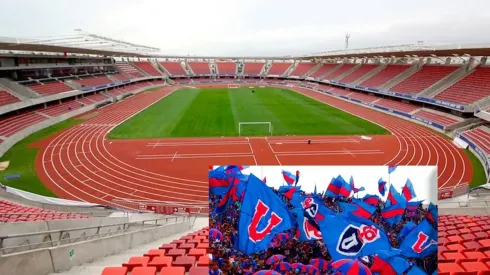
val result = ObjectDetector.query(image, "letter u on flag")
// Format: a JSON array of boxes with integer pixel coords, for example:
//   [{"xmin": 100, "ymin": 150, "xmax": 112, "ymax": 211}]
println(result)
[
  {"xmin": 238, "ymin": 174, "xmax": 293, "ymax": 255},
  {"xmin": 400, "ymin": 219, "xmax": 437, "ymax": 258}
]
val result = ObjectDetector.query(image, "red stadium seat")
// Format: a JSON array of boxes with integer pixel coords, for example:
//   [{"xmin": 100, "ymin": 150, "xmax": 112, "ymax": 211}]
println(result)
[
  {"xmin": 173, "ymin": 256, "xmax": 196, "ymax": 272},
  {"xmin": 122, "ymin": 256, "xmax": 149, "ymax": 271},
  {"xmin": 147, "ymin": 256, "xmax": 173, "ymax": 270},
  {"xmin": 189, "ymin": 267, "xmax": 209, "ymax": 275},
  {"xmin": 101, "ymin": 267, "xmax": 128, "ymax": 275},
  {"xmin": 159, "ymin": 266, "xmax": 185, "ymax": 275},
  {"xmin": 131, "ymin": 266, "xmax": 157, "ymax": 275}
]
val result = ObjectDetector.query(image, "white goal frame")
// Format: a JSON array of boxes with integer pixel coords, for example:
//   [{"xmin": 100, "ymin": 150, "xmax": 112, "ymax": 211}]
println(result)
[
  {"xmin": 238, "ymin": 122, "xmax": 272, "ymax": 136},
  {"xmin": 228, "ymin": 84, "xmax": 240, "ymax": 89}
]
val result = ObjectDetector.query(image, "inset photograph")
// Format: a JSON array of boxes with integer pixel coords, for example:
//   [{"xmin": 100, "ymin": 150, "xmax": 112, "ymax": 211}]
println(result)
[{"xmin": 209, "ymin": 165, "xmax": 438, "ymax": 275}]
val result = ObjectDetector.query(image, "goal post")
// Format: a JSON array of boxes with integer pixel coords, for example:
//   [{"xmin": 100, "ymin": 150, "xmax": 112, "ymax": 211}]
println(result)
[
  {"xmin": 238, "ymin": 122, "xmax": 272, "ymax": 136},
  {"xmin": 228, "ymin": 84, "xmax": 240, "ymax": 89}
]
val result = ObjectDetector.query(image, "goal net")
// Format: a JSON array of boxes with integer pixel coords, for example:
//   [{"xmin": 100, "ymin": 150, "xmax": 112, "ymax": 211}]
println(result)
[
  {"xmin": 228, "ymin": 84, "xmax": 240, "ymax": 89},
  {"xmin": 238, "ymin": 122, "xmax": 272, "ymax": 136}
]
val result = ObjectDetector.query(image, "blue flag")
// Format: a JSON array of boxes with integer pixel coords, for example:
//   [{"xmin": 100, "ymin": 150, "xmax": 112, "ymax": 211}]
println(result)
[
  {"xmin": 426, "ymin": 202, "xmax": 437, "ymax": 225},
  {"xmin": 373, "ymin": 250, "xmax": 410, "ymax": 275},
  {"xmin": 400, "ymin": 219, "xmax": 437, "ymax": 258},
  {"xmin": 381, "ymin": 201, "xmax": 406, "ymax": 225},
  {"xmin": 290, "ymin": 194, "xmax": 334, "ymax": 241},
  {"xmin": 399, "ymin": 221, "xmax": 417, "ymax": 241},
  {"xmin": 406, "ymin": 265, "xmax": 427, "ymax": 275},
  {"xmin": 238, "ymin": 174, "xmax": 293, "ymax": 254},
  {"xmin": 378, "ymin": 178, "xmax": 387, "ymax": 197},
  {"xmin": 388, "ymin": 165, "xmax": 397, "ymax": 174},
  {"xmin": 402, "ymin": 179, "xmax": 417, "ymax": 201},
  {"xmin": 209, "ymin": 166, "xmax": 231, "ymax": 196},
  {"xmin": 318, "ymin": 214, "xmax": 392, "ymax": 260},
  {"xmin": 212, "ymin": 173, "xmax": 248, "ymax": 215}
]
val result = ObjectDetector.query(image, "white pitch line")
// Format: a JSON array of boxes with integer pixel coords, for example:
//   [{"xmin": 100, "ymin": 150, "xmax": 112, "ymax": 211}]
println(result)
[
  {"xmin": 248, "ymin": 143, "xmax": 258, "ymax": 165},
  {"xmin": 137, "ymin": 152, "xmax": 253, "ymax": 157},
  {"xmin": 276, "ymin": 152, "xmax": 384, "ymax": 157},
  {"xmin": 145, "ymin": 142, "xmax": 250, "ymax": 147},
  {"xmin": 135, "ymin": 154, "xmax": 254, "ymax": 160},
  {"xmin": 152, "ymin": 140, "xmax": 160, "ymax": 150},
  {"xmin": 171, "ymin": 151, "xmax": 178, "ymax": 162},
  {"xmin": 273, "ymin": 149, "xmax": 381, "ymax": 154},
  {"xmin": 343, "ymin": 148, "xmax": 356, "ymax": 158}
]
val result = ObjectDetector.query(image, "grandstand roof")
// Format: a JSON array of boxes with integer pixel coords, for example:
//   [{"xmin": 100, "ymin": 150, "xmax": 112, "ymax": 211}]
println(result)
[
  {"xmin": 307, "ymin": 43, "xmax": 490, "ymax": 59},
  {"xmin": 0, "ymin": 30, "xmax": 160, "ymax": 57}
]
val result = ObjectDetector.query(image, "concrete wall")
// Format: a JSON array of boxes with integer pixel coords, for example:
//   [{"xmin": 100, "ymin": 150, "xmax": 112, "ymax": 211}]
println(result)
[
  {"xmin": 0, "ymin": 217, "xmax": 129, "ymax": 255},
  {"xmin": 0, "ymin": 219, "xmax": 190, "ymax": 275}
]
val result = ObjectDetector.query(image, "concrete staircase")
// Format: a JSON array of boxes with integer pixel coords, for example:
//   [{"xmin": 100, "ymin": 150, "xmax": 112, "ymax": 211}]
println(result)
[
  {"xmin": 303, "ymin": 63, "xmax": 324, "ymax": 78},
  {"xmin": 283, "ymin": 62, "xmax": 299, "ymax": 77},
  {"xmin": 182, "ymin": 61, "xmax": 195, "ymax": 75},
  {"xmin": 333, "ymin": 63, "xmax": 362, "ymax": 81},
  {"xmin": 379, "ymin": 62, "xmax": 421, "ymax": 90},
  {"xmin": 261, "ymin": 60, "xmax": 272, "ymax": 75},
  {"xmin": 353, "ymin": 64, "xmax": 387, "ymax": 85},
  {"xmin": 318, "ymin": 63, "xmax": 343, "ymax": 80},
  {"xmin": 0, "ymin": 78, "xmax": 40, "ymax": 98}
]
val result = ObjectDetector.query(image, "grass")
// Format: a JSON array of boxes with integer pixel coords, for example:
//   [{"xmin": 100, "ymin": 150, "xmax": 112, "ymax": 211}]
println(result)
[
  {"xmin": 0, "ymin": 118, "xmax": 83, "ymax": 197},
  {"xmin": 109, "ymin": 87, "xmax": 389, "ymax": 138},
  {"xmin": 465, "ymin": 149, "xmax": 487, "ymax": 188}
]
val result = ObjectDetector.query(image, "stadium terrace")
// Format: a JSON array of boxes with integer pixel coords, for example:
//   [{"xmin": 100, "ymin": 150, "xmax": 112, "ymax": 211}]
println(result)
[{"xmin": 0, "ymin": 32, "xmax": 489, "ymax": 275}]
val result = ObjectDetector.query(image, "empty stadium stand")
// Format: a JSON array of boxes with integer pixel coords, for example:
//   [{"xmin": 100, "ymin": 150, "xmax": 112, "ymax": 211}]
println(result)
[
  {"xmin": 0, "ymin": 199, "xmax": 89, "ymax": 223},
  {"xmin": 348, "ymin": 92, "xmax": 380, "ymax": 103},
  {"xmin": 99, "ymin": 227, "xmax": 209, "ymax": 275},
  {"xmin": 329, "ymin": 87, "xmax": 353, "ymax": 97},
  {"xmin": 160, "ymin": 62, "xmax": 187, "ymax": 76},
  {"xmin": 412, "ymin": 109, "xmax": 461, "ymax": 127},
  {"xmin": 434, "ymin": 67, "xmax": 490, "ymax": 105},
  {"xmin": 27, "ymin": 82, "xmax": 73, "ymax": 96},
  {"xmin": 267, "ymin": 63, "xmax": 292, "ymax": 76},
  {"xmin": 188, "ymin": 62, "xmax": 211, "ymax": 75},
  {"xmin": 289, "ymin": 63, "xmax": 316, "ymax": 77},
  {"xmin": 75, "ymin": 76, "xmax": 113, "ymax": 87},
  {"xmin": 134, "ymin": 62, "xmax": 162, "ymax": 77},
  {"xmin": 115, "ymin": 62, "xmax": 145, "ymax": 78},
  {"xmin": 0, "ymin": 112, "xmax": 48, "ymax": 137},
  {"xmin": 323, "ymin": 63, "xmax": 356, "ymax": 80},
  {"xmin": 359, "ymin": 65, "xmax": 411, "ymax": 88},
  {"xmin": 462, "ymin": 127, "xmax": 490, "ymax": 155},
  {"xmin": 339, "ymin": 64, "xmax": 378, "ymax": 83},
  {"xmin": 391, "ymin": 65, "xmax": 459, "ymax": 94},
  {"xmin": 243, "ymin": 62, "xmax": 265, "ymax": 75},
  {"xmin": 438, "ymin": 214, "xmax": 490, "ymax": 274},
  {"xmin": 309, "ymin": 63, "xmax": 339, "ymax": 79},
  {"xmin": 111, "ymin": 74, "xmax": 131, "ymax": 81},
  {"xmin": 374, "ymin": 98, "xmax": 421, "ymax": 113},
  {"xmin": 216, "ymin": 62, "xmax": 236, "ymax": 74},
  {"xmin": 0, "ymin": 90, "xmax": 21, "ymax": 106}
]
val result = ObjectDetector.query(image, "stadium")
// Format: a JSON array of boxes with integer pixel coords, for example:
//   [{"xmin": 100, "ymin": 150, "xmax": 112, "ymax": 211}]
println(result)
[{"xmin": 0, "ymin": 13, "xmax": 489, "ymax": 275}]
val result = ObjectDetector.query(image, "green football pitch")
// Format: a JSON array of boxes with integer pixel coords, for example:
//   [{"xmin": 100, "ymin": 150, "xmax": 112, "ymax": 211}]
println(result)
[{"xmin": 108, "ymin": 87, "xmax": 389, "ymax": 138}]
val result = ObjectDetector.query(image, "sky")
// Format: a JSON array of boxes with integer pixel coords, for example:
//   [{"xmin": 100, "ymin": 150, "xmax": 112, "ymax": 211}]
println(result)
[
  {"xmin": 240, "ymin": 165, "xmax": 438, "ymax": 204},
  {"xmin": 1, "ymin": 0, "xmax": 490, "ymax": 56}
]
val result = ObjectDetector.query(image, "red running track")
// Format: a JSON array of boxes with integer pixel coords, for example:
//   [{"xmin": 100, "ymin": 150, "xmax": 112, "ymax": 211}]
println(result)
[{"xmin": 34, "ymin": 86, "xmax": 472, "ymax": 208}]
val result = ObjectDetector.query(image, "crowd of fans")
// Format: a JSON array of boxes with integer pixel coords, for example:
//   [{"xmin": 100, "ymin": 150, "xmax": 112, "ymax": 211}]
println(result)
[{"xmin": 209, "ymin": 185, "xmax": 437, "ymax": 275}]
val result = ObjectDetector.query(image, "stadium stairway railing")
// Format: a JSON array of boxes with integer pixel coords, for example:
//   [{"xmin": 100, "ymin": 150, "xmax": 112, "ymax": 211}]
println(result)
[{"xmin": 0, "ymin": 215, "xmax": 194, "ymax": 275}]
